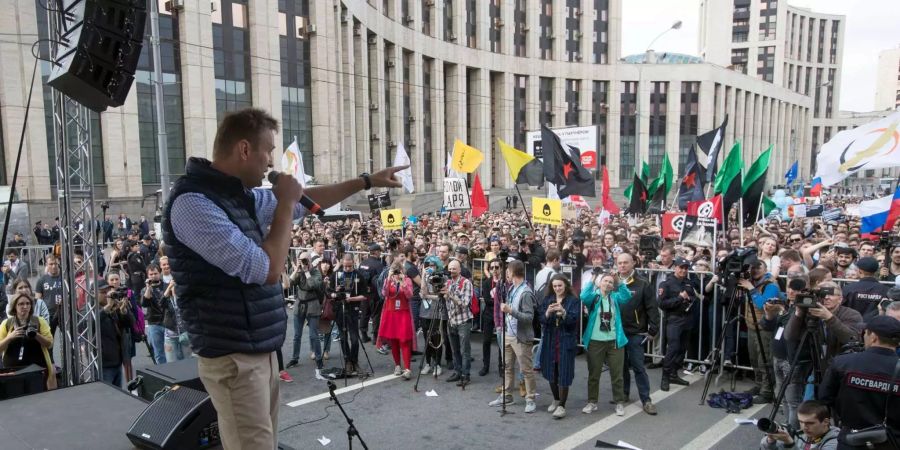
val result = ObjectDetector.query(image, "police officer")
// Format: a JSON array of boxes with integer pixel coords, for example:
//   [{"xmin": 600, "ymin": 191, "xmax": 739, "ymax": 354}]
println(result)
[
  {"xmin": 358, "ymin": 243, "xmax": 385, "ymax": 343},
  {"xmin": 842, "ymin": 256, "xmax": 890, "ymax": 321},
  {"xmin": 658, "ymin": 257, "xmax": 699, "ymax": 391},
  {"xmin": 818, "ymin": 315, "xmax": 900, "ymax": 450}
]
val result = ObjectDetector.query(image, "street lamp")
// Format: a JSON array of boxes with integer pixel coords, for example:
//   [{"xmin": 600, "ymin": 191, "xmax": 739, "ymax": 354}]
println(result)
[{"xmin": 635, "ymin": 20, "xmax": 683, "ymax": 175}]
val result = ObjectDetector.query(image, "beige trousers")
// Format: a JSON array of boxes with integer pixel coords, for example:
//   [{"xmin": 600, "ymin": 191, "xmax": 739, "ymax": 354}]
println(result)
[
  {"xmin": 198, "ymin": 352, "xmax": 280, "ymax": 450},
  {"xmin": 503, "ymin": 334, "xmax": 537, "ymax": 400}
]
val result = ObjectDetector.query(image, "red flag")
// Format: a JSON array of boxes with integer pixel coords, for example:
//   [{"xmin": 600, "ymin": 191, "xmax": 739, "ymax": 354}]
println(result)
[
  {"xmin": 883, "ymin": 180, "xmax": 900, "ymax": 234},
  {"xmin": 662, "ymin": 212, "xmax": 686, "ymax": 240},
  {"xmin": 601, "ymin": 165, "xmax": 620, "ymax": 214},
  {"xmin": 471, "ymin": 174, "xmax": 488, "ymax": 218},
  {"xmin": 686, "ymin": 194, "xmax": 723, "ymax": 223}
]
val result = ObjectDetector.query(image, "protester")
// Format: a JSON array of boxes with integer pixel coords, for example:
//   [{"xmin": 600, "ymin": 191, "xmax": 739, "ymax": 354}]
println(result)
[
  {"xmin": 581, "ymin": 271, "xmax": 632, "ymax": 416},
  {"xmin": 379, "ymin": 261, "xmax": 414, "ymax": 380},
  {"xmin": 443, "ymin": 260, "xmax": 474, "ymax": 387},
  {"xmin": 489, "ymin": 260, "xmax": 537, "ymax": 413},
  {"xmin": 537, "ymin": 274, "xmax": 580, "ymax": 419},
  {"xmin": 616, "ymin": 252, "xmax": 660, "ymax": 415}
]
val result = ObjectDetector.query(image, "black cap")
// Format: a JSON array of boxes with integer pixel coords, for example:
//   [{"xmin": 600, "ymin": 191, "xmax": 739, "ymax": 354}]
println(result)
[
  {"xmin": 142, "ymin": 234, "xmax": 151, "ymax": 241},
  {"xmin": 456, "ymin": 246, "xmax": 469, "ymax": 255},
  {"xmin": 368, "ymin": 243, "xmax": 382, "ymax": 252},
  {"xmin": 856, "ymin": 257, "xmax": 879, "ymax": 274},
  {"xmin": 674, "ymin": 257, "xmax": 691, "ymax": 267},
  {"xmin": 865, "ymin": 315, "xmax": 900, "ymax": 340},
  {"xmin": 95, "ymin": 279, "xmax": 110, "ymax": 291}
]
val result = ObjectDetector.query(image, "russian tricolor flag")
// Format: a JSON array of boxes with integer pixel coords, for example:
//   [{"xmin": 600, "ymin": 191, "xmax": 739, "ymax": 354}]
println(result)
[
  {"xmin": 860, "ymin": 182, "xmax": 900, "ymax": 239},
  {"xmin": 809, "ymin": 177, "xmax": 823, "ymax": 197}
]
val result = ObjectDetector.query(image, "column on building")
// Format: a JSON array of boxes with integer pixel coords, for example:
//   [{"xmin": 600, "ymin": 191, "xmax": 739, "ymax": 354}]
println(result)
[
  {"xmin": 698, "ymin": 80, "xmax": 716, "ymax": 136},
  {"xmin": 368, "ymin": 36, "xmax": 387, "ymax": 172},
  {"xmin": 338, "ymin": 12, "xmax": 358, "ymax": 181},
  {"xmin": 606, "ymin": 79, "xmax": 622, "ymax": 187},
  {"xmin": 734, "ymin": 89, "xmax": 746, "ymax": 149},
  {"xmin": 178, "ymin": 0, "xmax": 218, "ymax": 159},
  {"xmin": 501, "ymin": 0, "xmax": 514, "ymax": 56},
  {"xmin": 725, "ymin": 85, "xmax": 736, "ymax": 147},
  {"xmin": 445, "ymin": 63, "xmax": 467, "ymax": 160},
  {"xmin": 409, "ymin": 51, "xmax": 426, "ymax": 188},
  {"xmin": 249, "ymin": 0, "xmax": 283, "ymax": 141},
  {"xmin": 665, "ymin": 81, "xmax": 682, "ymax": 182},
  {"xmin": 526, "ymin": 0, "xmax": 540, "ymax": 59},
  {"xmin": 101, "ymin": 92, "xmax": 143, "ymax": 199},
  {"xmin": 606, "ymin": 0, "xmax": 621, "ymax": 62},
  {"xmin": 309, "ymin": 0, "xmax": 343, "ymax": 182},
  {"xmin": 477, "ymin": 0, "xmax": 491, "ymax": 51},
  {"xmin": 0, "ymin": 0, "xmax": 51, "ymax": 201},
  {"xmin": 353, "ymin": 22, "xmax": 371, "ymax": 176},
  {"xmin": 386, "ymin": 44, "xmax": 403, "ymax": 168},
  {"xmin": 552, "ymin": 0, "xmax": 565, "ymax": 61},
  {"xmin": 636, "ymin": 71, "xmax": 650, "ymax": 164},
  {"xmin": 495, "ymin": 71, "xmax": 514, "ymax": 189}
]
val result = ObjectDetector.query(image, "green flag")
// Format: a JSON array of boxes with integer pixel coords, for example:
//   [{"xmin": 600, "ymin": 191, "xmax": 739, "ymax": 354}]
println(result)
[
  {"xmin": 647, "ymin": 155, "xmax": 674, "ymax": 209},
  {"xmin": 714, "ymin": 142, "xmax": 743, "ymax": 224},
  {"xmin": 640, "ymin": 162, "xmax": 651, "ymax": 186},
  {"xmin": 762, "ymin": 195, "xmax": 777, "ymax": 219},
  {"xmin": 741, "ymin": 145, "xmax": 773, "ymax": 226},
  {"xmin": 624, "ymin": 183, "xmax": 633, "ymax": 201}
]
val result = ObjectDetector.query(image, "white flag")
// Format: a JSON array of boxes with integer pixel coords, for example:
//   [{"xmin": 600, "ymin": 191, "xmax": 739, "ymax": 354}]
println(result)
[
  {"xmin": 814, "ymin": 110, "xmax": 900, "ymax": 186},
  {"xmin": 281, "ymin": 137, "xmax": 313, "ymax": 188},
  {"xmin": 394, "ymin": 142, "xmax": 415, "ymax": 193}
]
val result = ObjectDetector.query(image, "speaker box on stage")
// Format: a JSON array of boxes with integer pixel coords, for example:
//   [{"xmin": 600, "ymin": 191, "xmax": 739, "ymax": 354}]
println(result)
[
  {"xmin": 136, "ymin": 357, "xmax": 206, "ymax": 401},
  {"xmin": 0, "ymin": 364, "xmax": 46, "ymax": 400},
  {"xmin": 47, "ymin": 0, "xmax": 147, "ymax": 112},
  {"xmin": 127, "ymin": 385, "xmax": 219, "ymax": 450}
]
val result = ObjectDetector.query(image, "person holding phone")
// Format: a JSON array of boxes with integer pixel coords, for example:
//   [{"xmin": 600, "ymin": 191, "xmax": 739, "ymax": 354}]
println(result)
[
  {"xmin": 378, "ymin": 262, "xmax": 414, "ymax": 379},
  {"xmin": 537, "ymin": 274, "xmax": 580, "ymax": 419}
]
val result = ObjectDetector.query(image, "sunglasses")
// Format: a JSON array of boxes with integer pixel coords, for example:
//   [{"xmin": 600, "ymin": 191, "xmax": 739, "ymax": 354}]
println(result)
[
  {"xmin": 791, "ymin": 238, "xmax": 802, "ymax": 242},
  {"xmin": 490, "ymin": 265, "xmax": 501, "ymax": 269}
]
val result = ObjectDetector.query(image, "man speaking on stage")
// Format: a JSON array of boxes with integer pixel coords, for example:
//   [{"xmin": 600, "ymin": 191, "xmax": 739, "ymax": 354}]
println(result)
[{"xmin": 162, "ymin": 108, "xmax": 405, "ymax": 449}]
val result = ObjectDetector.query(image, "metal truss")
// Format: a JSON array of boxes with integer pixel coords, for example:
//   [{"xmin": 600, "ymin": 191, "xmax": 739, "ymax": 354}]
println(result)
[{"xmin": 48, "ymin": 4, "xmax": 102, "ymax": 386}]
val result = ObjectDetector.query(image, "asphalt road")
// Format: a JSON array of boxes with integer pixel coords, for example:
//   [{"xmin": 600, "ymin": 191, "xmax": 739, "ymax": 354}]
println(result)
[{"xmin": 55, "ymin": 316, "xmax": 771, "ymax": 450}]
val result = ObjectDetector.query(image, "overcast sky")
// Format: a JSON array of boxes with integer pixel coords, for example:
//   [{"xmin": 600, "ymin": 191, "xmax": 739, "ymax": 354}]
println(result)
[{"xmin": 621, "ymin": 0, "xmax": 900, "ymax": 112}]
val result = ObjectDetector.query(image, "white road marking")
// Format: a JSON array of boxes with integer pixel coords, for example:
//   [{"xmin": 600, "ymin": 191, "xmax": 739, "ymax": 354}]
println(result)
[
  {"xmin": 680, "ymin": 402, "xmax": 767, "ymax": 449},
  {"xmin": 544, "ymin": 375, "xmax": 701, "ymax": 450},
  {"xmin": 285, "ymin": 374, "xmax": 397, "ymax": 408}
]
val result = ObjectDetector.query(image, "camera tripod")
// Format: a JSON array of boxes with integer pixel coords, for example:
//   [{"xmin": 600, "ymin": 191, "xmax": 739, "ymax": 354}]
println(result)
[
  {"xmin": 496, "ymin": 257, "xmax": 514, "ymax": 417},
  {"xmin": 766, "ymin": 315, "xmax": 825, "ymax": 426},
  {"xmin": 413, "ymin": 292, "xmax": 447, "ymax": 392}
]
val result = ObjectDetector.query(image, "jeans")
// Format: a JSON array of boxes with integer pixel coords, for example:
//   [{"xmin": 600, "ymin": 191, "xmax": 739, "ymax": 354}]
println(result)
[
  {"xmin": 623, "ymin": 334, "xmax": 652, "ymax": 404},
  {"xmin": 145, "ymin": 324, "xmax": 167, "ymax": 364},
  {"xmin": 532, "ymin": 338, "xmax": 542, "ymax": 370},
  {"xmin": 773, "ymin": 357, "xmax": 808, "ymax": 430},
  {"xmin": 410, "ymin": 298, "xmax": 422, "ymax": 332},
  {"xmin": 293, "ymin": 303, "xmax": 327, "ymax": 369},
  {"xmin": 102, "ymin": 366, "xmax": 123, "ymax": 387},
  {"xmin": 448, "ymin": 321, "xmax": 472, "ymax": 377},
  {"xmin": 164, "ymin": 332, "xmax": 190, "ymax": 362}
]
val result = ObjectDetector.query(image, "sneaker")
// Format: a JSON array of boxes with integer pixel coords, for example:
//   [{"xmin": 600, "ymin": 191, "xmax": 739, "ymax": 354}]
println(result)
[
  {"xmin": 401, "ymin": 369, "xmax": 411, "ymax": 380},
  {"xmin": 547, "ymin": 400, "xmax": 560, "ymax": 413},
  {"xmin": 643, "ymin": 402, "xmax": 658, "ymax": 415},
  {"xmin": 552, "ymin": 405, "xmax": 567, "ymax": 419},
  {"xmin": 393, "ymin": 365, "xmax": 402, "ymax": 376},
  {"xmin": 669, "ymin": 375, "xmax": 690, "ymax": 386},
  {"xmin": 615, "ymin": 403, "xmax": 625, "ymax": 416},
  {"xmin": 446, "ymin": 372, "xmax": 461, "ymax": 382},
  {"xmin": 279, "ymin": 370, "xmax": 294, "ymax": 383},
  {"xmin": 434, "ymin": 365, "xmax": 443, "ymax": 377},
  {"xmin": 286, "ymin": 359, "xmax": 299, "ymax": 369},
  {"xmin": 524, "ymin": 399, "xmax": 536, "ymax": 413},
  {"xmin": 315, "ymin": 369, "xmax": 327, "ymax": 381},
  {"xmin": 488, "ymin": 395, "xmax": 514, "ymax": 407},
  {"xmin": 309, "ymin": 352, "xmax": 316, "ymax": 360},
  {"xmin": 323, "ymin": 352, "xmax": 330, "ymax": 360},
  {"xmin": 421, "ymin": 363, "xmax": 432, "ymax": 375},
  {"xmin": 478, "ymin": 366, "xmax": 489, "ymax": 376},
  {"xmin": 582, "ymin": 402, "xmax": 599, "ymax": 414},
  {"xmin": 660, "ymin": 376, "xmax": 670, "ymax": 392},
  {"xmin": 376, "ymin": 346, "xmax": 389, "ymax": 355},
  {"xmin": 417, "ymin": 328, "xmax": 424, "ymax": 336}
]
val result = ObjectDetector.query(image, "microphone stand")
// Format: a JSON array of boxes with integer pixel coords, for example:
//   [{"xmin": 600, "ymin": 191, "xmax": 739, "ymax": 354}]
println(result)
[
  {"xmin": 497, "ymin": 258, "xmax": 513, "ymax": 416},
  {"xmin": 327, "ymin": 381, "xmax": 369, "ymax": 450}
]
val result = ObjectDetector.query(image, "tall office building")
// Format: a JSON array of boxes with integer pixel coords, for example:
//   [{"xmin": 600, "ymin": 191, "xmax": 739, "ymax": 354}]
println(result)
[{"xmin": 874, "ymin": 46, "xmax": 900, "ymax": 111}]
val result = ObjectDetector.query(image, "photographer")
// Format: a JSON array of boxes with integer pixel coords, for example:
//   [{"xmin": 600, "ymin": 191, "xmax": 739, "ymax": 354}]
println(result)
[
  {"xmin": 328, "ymin": 254, "xmax": 369, "ymax": 376},
  {"xmin": 842, "ymin": 257, "xmax": 889, "ymax": 321},
  {"xmin": 659, "ymin": 257, "xmax": 699, "ymax": 391},
  {"xmin": 758, "ymin": 400, "xmax": 839, "ymax": 450},
  {"xmin": 737, "ymin": 259, "xmax": 782, "ymax": 403},
  {"xmin": 286, "ymin": 252, "xmax": 326, "ymax": 374},
  {"xmin": 818, "ymin": 315, "xmax": 900, "ymax": 449},
  {"xmin": 358, "ymin": 243, "xmax": 385, "ymax": 344},
  {"xmin": 479, "ymin": 258, "xmax": 506, "ymax": 377},
  {"xmin": 141, "ymin": 264, "xmax": 167, "ymax": 364},
  {"xmin": 763, "ymin": 277, "xmax": 806, "ymax": 429},
  {"xmin": 419, "ymin": 256, "xmax": 447, "ymax": 376},
  {"xmin": 784, "ymin": 281, "xmax": 864, "ymax": 370},
  {"xmin": 160, "ymin": 258, "xmax": 190, "ymax": 363},
  {"xmin": 517, "ymin": 232, "xmax": 546, "ymax": 285},
  {"xmin": 378, "ymin": 261, "xmax": 414, "ymax": 380},
  {"xmin": 97, "ymin": 281, "xmax": 134, "ymax": 387},
  {"xmin": 0, "ymin": 293, "xmax": 56, "ymax": 390},
  {"xmin": 879, "ymin": 244, "xmax": 900, "ymax": 283}
]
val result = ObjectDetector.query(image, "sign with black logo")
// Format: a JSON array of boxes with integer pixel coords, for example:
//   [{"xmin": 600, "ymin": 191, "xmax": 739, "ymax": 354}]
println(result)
[{"xmin": 367, "ymin": 192, "xmax": 391, "ymax": 211}]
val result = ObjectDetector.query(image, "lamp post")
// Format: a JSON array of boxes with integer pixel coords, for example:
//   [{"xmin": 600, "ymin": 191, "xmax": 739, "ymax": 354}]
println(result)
[{"xmin": 635, "ymin": 20, "xmax": 682, "ymax": 175}]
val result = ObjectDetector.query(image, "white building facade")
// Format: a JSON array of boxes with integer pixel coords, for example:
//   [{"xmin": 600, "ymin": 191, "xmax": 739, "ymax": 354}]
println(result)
[
  {"xmin": 874, "ymin": 46, "xmax": 900, "ymax": 111},
  {"xmin": 0, "ymin": 0, "xmax": 817, "ymax": 223}
]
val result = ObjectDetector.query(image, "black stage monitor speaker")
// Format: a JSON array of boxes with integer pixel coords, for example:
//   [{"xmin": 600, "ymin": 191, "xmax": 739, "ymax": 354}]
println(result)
[
  {"xmin": 47, "ymin": 0, "xmax": 147, "ymax": 112},
  {"xmin": 0, "ymin": 364, "xmax": 46, "ymax": 400},
  {"xmin": 127, "ymin": 385, "xmax": 219, "ymax": 450},
  {"xmin": 136, "ymin": 357, "xmax": 206, "ymax": 401}
]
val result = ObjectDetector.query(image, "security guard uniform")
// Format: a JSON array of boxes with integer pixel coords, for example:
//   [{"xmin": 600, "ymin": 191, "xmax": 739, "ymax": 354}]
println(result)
[
  {"xmin": 818, "ymin": 316, "xmax": 900, "ymax": 450},
  {"xmin": 842, "ymin": 276, "xmax": 889, "ymax": 321},
  {"xmin": 658, "ymin": 258, "xmax": 700, "ymax": 389}
]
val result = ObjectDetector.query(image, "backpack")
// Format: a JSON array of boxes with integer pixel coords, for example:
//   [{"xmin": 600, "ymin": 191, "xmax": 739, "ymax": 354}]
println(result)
[
  {"xmin": 706, "ymin": 390, "xmax": 754, "ymax": 413},
  {"xmin": 455, "ymin": 277, "xmax": 480, "ymax": 316},
  {"xmin": 128, "ymin": 290, "xmax": 146, "ymax": 341}
]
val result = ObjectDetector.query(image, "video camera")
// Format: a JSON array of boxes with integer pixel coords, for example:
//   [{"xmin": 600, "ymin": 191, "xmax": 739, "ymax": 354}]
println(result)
[
  {"xmin": 717, "ymin": 247, "xmax": 757, "ymax": 281},
  {"xmin": 794, "ymin": 286, "xmax": 834, "ymax": 309},
  {"xmin": 108, "ymin": 287, "xmax": 129, "ymax": 301},
  {"xmin": 639, "ymin": 235, "xmax": 662, "ymax": 264},
  {"xmin": 875, "ymin": 230, "xmax": 900, "ymax": 251}
]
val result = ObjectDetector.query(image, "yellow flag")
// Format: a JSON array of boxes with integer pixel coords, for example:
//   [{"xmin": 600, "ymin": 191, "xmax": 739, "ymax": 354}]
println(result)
[
  {"xmin": 451, "ymin": 139, "xmax": 484, "ymax": 173},
  {"xmin": 498, "ymin": 139, "xmax": 533, "ymax": 181},
  {"xmin": 532, "ymin": 197, "xmax": 562, "ymax": 227},
  {"xmin": 380, "ymin": 208, "xmax": 403, "ymax": 230}
]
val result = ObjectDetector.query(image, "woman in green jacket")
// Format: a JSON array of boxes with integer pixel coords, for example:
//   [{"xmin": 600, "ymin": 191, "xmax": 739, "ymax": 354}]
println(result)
[{"xmin": 580, "ymin": 271, "xmax": 632, "ymax": 417}]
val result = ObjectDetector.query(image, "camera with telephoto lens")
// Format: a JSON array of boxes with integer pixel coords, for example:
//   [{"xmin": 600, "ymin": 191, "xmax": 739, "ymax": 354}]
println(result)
[
  {"xmin": 639, "ymin": 235, "xmax": 662, "ymax": 264},
  {"xmin": 429, "ymin": 271, "xmax": 448, "ymax": 289},
  {"xmin": 24, "ymin": 325, "xmax": 38, "ymax": 339},
  {"xmin": 794, "ymin": 286, "xmax": 834, "ymax": 309},
  {"xmin": 718, "ymin": 247, "xmax": 758, "ymax": 281},
  {"xmin": 108, "ymin": 287, "xmax": 129, "ymax": 301},
  {"xmin": 876, "ymin": 230, "xmax": 900, "ymax": 251},
  {"xmin": 757, "ymin": 418, "xmax": 794, "ymax": 436}
]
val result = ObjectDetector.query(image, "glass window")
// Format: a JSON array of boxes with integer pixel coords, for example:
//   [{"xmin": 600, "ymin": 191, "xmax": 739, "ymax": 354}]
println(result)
[
  {"xmin": 214, "ymin": 0, "xmax": 253, "ymax": 121},
  {"xmin": 679, "ymin": 82, "xmax": 700, "ymax": 173},
  {"xmin": 514, "ymin": 75, "xmax": 528, "ymax": 150},
  {"xmin": 539, "ymin": 77, "xmax": 553, "ymax": 126},
  {"xmin": 648, "ymin": 82, "xmax": 667, "ymax": 177},
  {"xmin": 565, "ymin": 79, "xmax": 579, "ymax": 125},
  {"xmin": 619, "ymin": 81, "xmax": 637, "ymax": 178}
]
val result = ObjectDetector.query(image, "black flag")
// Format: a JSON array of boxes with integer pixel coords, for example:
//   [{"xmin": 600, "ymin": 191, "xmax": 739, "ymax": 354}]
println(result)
[
  {"xmin": 626, "ymin": 174, "xmax": 648, "ymax": 215},
  {"xmin": 541, "ymin": 124, "xmax": 596, "ymax": 198},
  {"xmin": 697, "ymin": 115, "xmax": 728, "ymax": 183},
  {"xmin": 677, "ymin": 145, "xmax": 706, "ymax": 210}
]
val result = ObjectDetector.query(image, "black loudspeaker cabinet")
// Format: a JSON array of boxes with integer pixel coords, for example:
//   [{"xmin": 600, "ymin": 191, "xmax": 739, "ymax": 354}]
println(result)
[
  {"xmin": 127, "ymin": 385, "xmax": 220, "ymax": 450},
  {"xmin": 136, "ymin": 357, "xmax": 206, "ymax": 401},
  {"xmin": 0, "ymin": 364, "xmax": 46, "ymax": 400},
  {"xmin": 47, "ymin": 0, "xmax": 147, "ymax": 111}
]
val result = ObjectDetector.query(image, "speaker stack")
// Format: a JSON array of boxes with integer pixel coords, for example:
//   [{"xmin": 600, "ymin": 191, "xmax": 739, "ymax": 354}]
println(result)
[
  {"xmin": 127, "ymin": 385, "xmax": 220, "ymax": 450},
  {"xmin": 47, "ymin": 0, "xmax": 147, "ymax": 112}
]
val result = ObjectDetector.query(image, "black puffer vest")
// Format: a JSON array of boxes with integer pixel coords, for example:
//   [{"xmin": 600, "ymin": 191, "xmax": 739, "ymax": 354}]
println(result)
[{"xmin": 162, "ymin": 158, "xmax": 286, "ymax": 358}]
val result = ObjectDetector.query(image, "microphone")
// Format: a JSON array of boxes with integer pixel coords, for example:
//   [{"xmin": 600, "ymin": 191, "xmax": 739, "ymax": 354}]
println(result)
[{"xmin": 267, "ymin": 171, "xmax": 324, "ymax": 216}]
